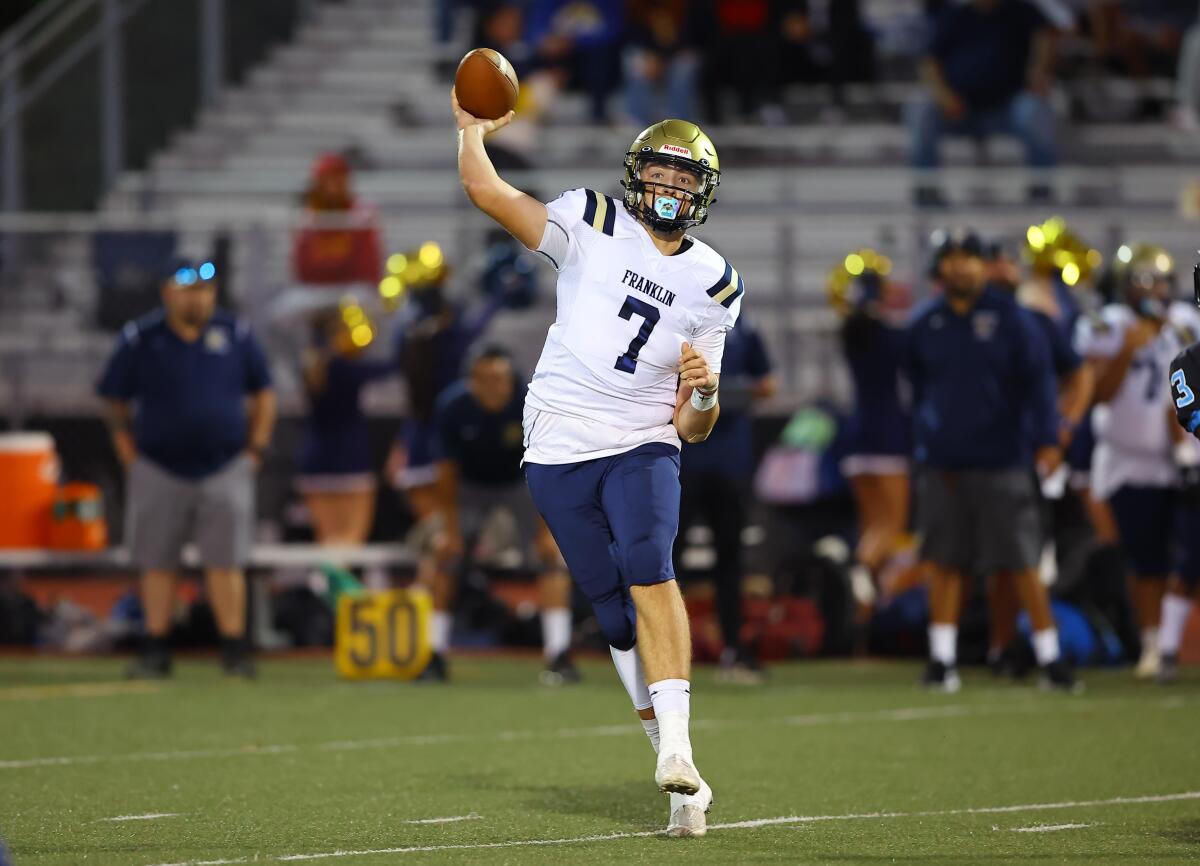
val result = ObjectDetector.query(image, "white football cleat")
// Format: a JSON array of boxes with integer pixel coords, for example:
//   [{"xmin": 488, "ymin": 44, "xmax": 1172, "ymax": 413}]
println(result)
[
  {"xmin": 655, "ymin": 752, "xmax": 701, "ymax": 795},
  {"xmin": 1134, "ymin": 646, "xmax": 1161, "ymax": 680},
  {"xmin": 667, "ymin": 778, "xmax": 713, "ymax": 838}
]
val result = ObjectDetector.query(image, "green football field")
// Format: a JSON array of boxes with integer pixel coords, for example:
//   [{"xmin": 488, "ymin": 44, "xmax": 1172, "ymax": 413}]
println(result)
[{"xmin": 1, "ymin": 656, "xmax": 1198, "ymax": 865}]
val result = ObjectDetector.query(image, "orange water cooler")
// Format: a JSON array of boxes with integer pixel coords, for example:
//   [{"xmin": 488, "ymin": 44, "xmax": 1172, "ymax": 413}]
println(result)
[{"xmin": 0, "ymin": 432, "xmax": 59, "ymax": 548}]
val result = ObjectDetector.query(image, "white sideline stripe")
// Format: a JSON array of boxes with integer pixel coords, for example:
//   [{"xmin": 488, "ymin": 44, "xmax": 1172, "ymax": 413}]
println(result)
[
  {"xmin": 1008, "ymin": 822, "xmax": 1096, "ymax": 833},
  {"xmin": 96, "ymin": 813, "xmax": 180, "ymax": 823},
  {"xmin": 402, "ymin": 814, "xmax": 481, "ymax": 825},
  {"xmin": 2, "ymin": 697, "xmax": 1188, "ymax": 771},
  {"xmin": 0, "ymin": 704, "xmax": 1006, "ymax": 770},
  {"xmin": 141, "ymin": 791, "xmax": 1200, "ymax": 865}
]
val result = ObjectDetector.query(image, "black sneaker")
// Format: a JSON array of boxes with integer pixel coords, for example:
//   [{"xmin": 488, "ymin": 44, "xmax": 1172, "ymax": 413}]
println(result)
[
  {"xmin": 715, "ymin": 647, "xmax": 765, "ymax": 686},
  {"xmin": 989, "ymin": 643, "xmax": 1034, "ymax": 680},
  {"xmin": 539, "ymin": 651, "xmax": 582, "ymax": 686},
  {"xmin": 125, "ymin": 636, "xmax": 172, "ymax": 680},
  {"xmin": 125, "ymin": 651, "xmax": 172, "ymax": 680},
  {"xmin": 1157, "ymin": 653, "xmax": 1179, "ymax": 684},
  {"xmin": 1039, "ymin": 659, "xmax": 1083, "ymax": 694},
  {"xmin": 921, "ymin": 660, "xmax": 961, "ymax": 693},
  {"xmin": 417, "ymin": 652, "xmax": 449, "ymax": 683},
  {"xmin": 220, "ymin": 638, "xmax": 257, "ymax": 679}
]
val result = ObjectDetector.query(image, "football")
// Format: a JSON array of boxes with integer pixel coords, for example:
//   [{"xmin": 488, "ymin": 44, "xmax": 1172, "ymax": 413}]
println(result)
[{"xmin": 454, "ymin": 48, "xmax": 519, "ymax": 121}]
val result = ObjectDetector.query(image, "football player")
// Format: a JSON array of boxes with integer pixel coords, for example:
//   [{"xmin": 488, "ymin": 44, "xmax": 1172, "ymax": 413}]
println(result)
[
  {"xmin": 1076, "ymin": 245, "xmax": 1200, "ymax": 679},
  {"xmin": 1163, "ymin": 262, "xmax": 1200, "ymax": 681},
  {"xmin": 454, "ymin": 94, "xmax": 738, "ymax": 837}
]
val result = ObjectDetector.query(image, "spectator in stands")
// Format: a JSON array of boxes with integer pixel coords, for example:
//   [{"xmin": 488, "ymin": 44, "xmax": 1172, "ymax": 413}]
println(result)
[
  {"xmin": 778, "ymin": 0, "xmax": 877, "ymax": 113},
  {"xmin": 1174, "ymin": 5, "xmax": 1200, "ymax": 127},
  {"xmin": 907, "ymin": 0, "xmax": 1060, "ymax": 207},
  {"xmin": 385, "ymin": 246, "xmax": 506, "ymax": 528},
  {"xmin": 524, "ymin": 0, "xmax": 622, "ymax": 123},
  {"xmin": 906, "ymin": 231, "xmax": 1076, "ymax": 692},
  {"xmin": 471, "ymin": 1, "xmax": 530, "ymax": 71},
  {"xmin": 292, "ymin": 153, "xmax": 382, "ymax": 285},
  {"xmin": 675, "ymin": 316, "xmax": 776, "ymax": 683},
  {"xmin": 424, "ymin": 346, "xmax": 577, "ymax": 684},
  {"xmin": 702, "ymin": 0, "xmax": 801, "ymax": 124},
  {"xmin": 96, "ymin": 257, "xmax": 276, "ymax": 679},
  {"xmin": 829, "ymin": 251, "xmax": 911, "ymax": 619},
  {"xmin": 297, "ymin": 304, "xmax": 393, "ymax": 545},
  {"xmin": 623, "ymin": 0, "xmax": 703, "ymax": 126},
  {"xmin": 1090, "ymin": 1, "xmax": 1196, "ymax": 79}
]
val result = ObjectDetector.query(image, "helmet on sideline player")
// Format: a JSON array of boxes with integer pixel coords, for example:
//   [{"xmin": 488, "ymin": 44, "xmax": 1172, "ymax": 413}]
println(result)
[
  {"xmin": 621, "ymin": 119, "xmax": 720, "ymax": 234},
  {"xmin": 1113, "ymin": 242, "xmax": 1174, "ymax": 319},
  {"xmin": 827, "ymin": 248, "xmax": 894, "ymax": 317}
]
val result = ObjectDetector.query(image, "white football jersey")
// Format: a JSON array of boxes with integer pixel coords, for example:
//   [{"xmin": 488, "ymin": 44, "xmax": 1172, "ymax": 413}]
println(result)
[
  {"xmin": 523, "ymin": 188, "xmax": 743, "ymax": 464},
  {"xmin": 1075, "ymin": 301, "xmax": 1200, "ymax": 499}
]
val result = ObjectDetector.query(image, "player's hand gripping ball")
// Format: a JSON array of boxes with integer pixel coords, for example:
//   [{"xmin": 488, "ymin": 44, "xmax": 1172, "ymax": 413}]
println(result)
[
  {"xmin": 678, "ymin": 342, "xmax": 717, "ymax": 393},
  {"xmin": 454, "ymin": 48, "xmax": 519, "ymax": 121}
]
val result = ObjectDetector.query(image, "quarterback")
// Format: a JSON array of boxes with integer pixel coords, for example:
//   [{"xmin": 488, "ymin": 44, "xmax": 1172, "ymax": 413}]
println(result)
[{"xmin": 454, "ymin": 91, "xmax": 743, "ymax": 838}]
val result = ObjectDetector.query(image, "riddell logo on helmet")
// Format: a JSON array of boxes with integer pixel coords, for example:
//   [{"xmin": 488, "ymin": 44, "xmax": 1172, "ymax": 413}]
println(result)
[{"xmin": 658, "ymin": 144, "xmax": 691, "ymax": 157}]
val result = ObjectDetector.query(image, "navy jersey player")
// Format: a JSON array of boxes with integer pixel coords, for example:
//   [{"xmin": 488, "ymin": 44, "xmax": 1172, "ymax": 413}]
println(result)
[{"xmin": 454, "ymin": 92, "xmax": 738, "ymax": 837}]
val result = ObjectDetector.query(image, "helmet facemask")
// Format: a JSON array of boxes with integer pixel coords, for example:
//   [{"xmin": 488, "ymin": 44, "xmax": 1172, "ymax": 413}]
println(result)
[{"xmin": 622, "ymin": 153, "xmax": 719, "ymax": 235}]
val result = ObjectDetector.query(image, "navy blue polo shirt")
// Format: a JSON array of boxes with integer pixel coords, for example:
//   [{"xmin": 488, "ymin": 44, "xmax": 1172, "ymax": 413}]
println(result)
[
  {"xmin": 681, "ymin": 316, "xmax": 773, "ymax": 480},
  {"xmin": 434, "ymin": 379, "xmax": 527, "ymax": 486},
  {"xmin": 905, "ymin": 287, "xmax": 1057, "ymax": 470},
  {"xmin": 928, "ymin": 0, "xmax": 1047, "ymax": 109},
  {"xmin": 96, "ymin": 309, "xmax": 273, "ymax": 478}
]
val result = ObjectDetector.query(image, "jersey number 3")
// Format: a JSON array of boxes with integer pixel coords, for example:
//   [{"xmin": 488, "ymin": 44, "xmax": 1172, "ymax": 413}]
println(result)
[
  {"xmin": 1172, "ymin": 368, "xmax": 1196, "ymax": 409},
  {"xmin": 614, "ymin": 295, "xmax": 660, "ymax": 374}
]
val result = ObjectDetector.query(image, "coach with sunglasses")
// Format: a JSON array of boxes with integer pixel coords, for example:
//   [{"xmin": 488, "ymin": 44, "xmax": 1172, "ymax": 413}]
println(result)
[{"xmin": 97, "ymin": 257, "xmax": 277, "ymax": 679}]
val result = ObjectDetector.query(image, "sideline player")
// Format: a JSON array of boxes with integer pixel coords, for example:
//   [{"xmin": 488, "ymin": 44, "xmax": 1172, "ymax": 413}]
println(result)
[
  {"xmin": 454, "ymin": 93, "xmax": 738, "ymax": 838},
  {"xmin": 424, "ymin": 345, "xmax": 578, "ymax": 685},
  {"xmin": 1077, "ymin": 245, "xmax": 1200, "ymax": 679}
]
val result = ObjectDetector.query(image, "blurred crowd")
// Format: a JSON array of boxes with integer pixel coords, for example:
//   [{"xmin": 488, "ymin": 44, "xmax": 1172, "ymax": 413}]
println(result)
[{"xmin": 436, "ymin": 0, "xmax": 1200, "ymax": 128}]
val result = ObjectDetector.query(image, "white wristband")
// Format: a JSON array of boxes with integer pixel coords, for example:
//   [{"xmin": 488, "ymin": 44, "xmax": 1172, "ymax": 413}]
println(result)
[{"xmin": 690, "ymin": 387, "xmax": 718, "ymax": 412}]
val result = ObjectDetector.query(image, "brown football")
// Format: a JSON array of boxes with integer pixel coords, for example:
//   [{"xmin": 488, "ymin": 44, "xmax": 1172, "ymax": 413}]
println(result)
[{"xmin": 455, "ymin": 48, "xmax": 519, "ymax": 121}]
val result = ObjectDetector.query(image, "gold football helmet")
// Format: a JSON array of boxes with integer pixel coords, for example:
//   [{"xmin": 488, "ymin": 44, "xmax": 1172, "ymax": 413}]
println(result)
[{"xmin": 621, "ymin": 119, "xmax": 720, "ymax": 233}]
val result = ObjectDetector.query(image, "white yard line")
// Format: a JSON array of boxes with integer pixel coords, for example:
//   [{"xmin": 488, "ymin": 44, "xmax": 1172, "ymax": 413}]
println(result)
[
  {"xmin": 1007, "ymin": 822, "xmax": 1096, "ymax": 833},
  {"xmin": 141, "ymin": 790, "xmax": 1200, "ymax": 866},
  {"xmin": 0, "ymin": 681, "xmax": 161, "ymax": 702},
  {"xmin": 95, "ymin": 813, "xmax": 181, "ymax": 823},
  {"xmin": 402, "ymin": 814, "xmax": 481, "ymax": 825},
  {"xmin": 3, "ymin": 696, "xmax": 1190, "ymax": 772}
]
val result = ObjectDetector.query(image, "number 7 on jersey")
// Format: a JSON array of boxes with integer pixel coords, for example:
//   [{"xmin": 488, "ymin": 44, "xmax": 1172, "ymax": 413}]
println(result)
[{"xmin": 614, "ymin": 295, "xmax": 660, "ymax": 374}]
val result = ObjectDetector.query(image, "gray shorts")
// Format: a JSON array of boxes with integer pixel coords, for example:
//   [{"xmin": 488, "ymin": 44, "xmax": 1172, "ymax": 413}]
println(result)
[
  {"xmin": 127, "ymin": 455, "xmax": 255, "ymax": 570},
  {"xmin": 458, "ymin": 481, "xmax": 544, "ymax": 568},
  {"xmin": 916, "ymin": 467, "xmax": 1040, "ymax": 575}
]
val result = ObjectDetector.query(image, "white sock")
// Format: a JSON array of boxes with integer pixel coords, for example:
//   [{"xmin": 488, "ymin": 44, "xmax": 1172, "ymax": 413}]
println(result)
[
  {"xmin": 1159, "ymin": 595, "xmax": 1194, "ymax": 657},
  {"xmin": 1032, "ymin": 627, "xmax": 1061, "ymax": 666},
  {"xmin": 609, "ymin": 645, "xmax": 652, "ymax": 711},
  {"xmin": 648, "ymin": 679, "xmax": 692, "ymax": 762},
  {"xmin": 929, "ymin": 623, "xmax": 957, "ymax": 666},
  {"xmin": 648, "ymin": 678, "xmax": 691, "ymax": 716},
  {"xmin": 1141, "ymin": 627, "xmax": 1160, "ymax": 656},
  {"xmin": 430, "ymin": 611, "xmax": 452, "ymax": 654},
  {"xmin": 541, "ymin": 607, "xmax": 571, "ymax": 659},
  {"xmin": 641, "ymin": 717, "xmax": 660, "ymax": 754}
]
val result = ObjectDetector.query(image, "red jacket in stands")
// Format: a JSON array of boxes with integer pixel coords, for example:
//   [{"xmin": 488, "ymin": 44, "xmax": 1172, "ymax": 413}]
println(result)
[{"xmin": 292, "ymin": 201, "xmax": 382, "ymax": 285}]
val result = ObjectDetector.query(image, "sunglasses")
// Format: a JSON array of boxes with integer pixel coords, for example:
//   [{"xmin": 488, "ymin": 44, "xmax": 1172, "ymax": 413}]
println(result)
[{"xmin": 173, "ymin": 261, "xmax": 217, "ymax": 286}]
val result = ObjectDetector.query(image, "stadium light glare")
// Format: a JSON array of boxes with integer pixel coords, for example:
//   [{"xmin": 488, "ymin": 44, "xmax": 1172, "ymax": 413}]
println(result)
[
  {"xmin": 1062, "ymin": 262, "xmax": 1080, "ymax": 286},
  {"xmin": 351, "ymin": 324, "xmax": 373, "ymax": 347},
  {"xmin": 845, "ymin": 253, "xmax": 865, "ymax": 276},
  {"xmin": 1117, "ymin": 245, "xmax": 1133, "ymax": 264},
  {"xmin": 418, "ymin": 242, "xmax": 444, "ymax": 269},
  {"xmin": 387, "ymin": 254, "xmax": 407, "ymax": 273}
]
